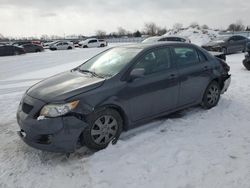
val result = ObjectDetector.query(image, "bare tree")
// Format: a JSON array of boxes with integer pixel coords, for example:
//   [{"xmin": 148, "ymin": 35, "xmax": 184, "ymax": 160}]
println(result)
[
  {"xmin": 201, "ymin": 24, "xmax": 209, "ymax": 29},
  {"xmin": 173, "ymin": 23, "xmax": 183, "ymax": 31},
  {"xmin": 143, "ymin": 22, "xmax": 159, "ymax": 36},
  {"xmin": 117, "ymin": 27, "xmax": 128, "ymax": 36},
  {"xmin": 189, "ymin": 22, "xmax": 199, "ymax": 28},
  {"xmin": 96, "ymin": 30, "xmax": 107, "ymax": 38},
  {"xmin": 228, "ymin": 20, "xmax": 245, "ymax": 31}
]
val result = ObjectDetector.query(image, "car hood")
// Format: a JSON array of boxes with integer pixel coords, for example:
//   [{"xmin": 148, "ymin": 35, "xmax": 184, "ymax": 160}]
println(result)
[
  {"xmin": 203, "ymin": 40, "xmax": 225, "ymax": 47},
  {"xmin": 27, "ymin": 70, "xmax": 105, "ymax": 102}
]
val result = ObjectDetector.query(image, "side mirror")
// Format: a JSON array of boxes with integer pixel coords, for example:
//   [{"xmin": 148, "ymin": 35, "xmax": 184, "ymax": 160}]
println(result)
[{"xmin": 129, "ymin": 68, "xmax": 145, "ymax": 81}]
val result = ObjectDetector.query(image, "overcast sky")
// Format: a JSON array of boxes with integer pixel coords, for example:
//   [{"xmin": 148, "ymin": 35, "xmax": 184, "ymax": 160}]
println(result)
[{"xmin": 0, "ymin": 0, "xmax": 249, "ymax": 37}]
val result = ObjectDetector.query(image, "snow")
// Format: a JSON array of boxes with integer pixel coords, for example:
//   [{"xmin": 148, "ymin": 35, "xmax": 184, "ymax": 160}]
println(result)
[
  {"xmin": 1, "ymin": 45, "xmax": 250, "ymax": 188},
  {"xmin": 165, "ymin": 27, "xmax": 219, "ymax": 46}
]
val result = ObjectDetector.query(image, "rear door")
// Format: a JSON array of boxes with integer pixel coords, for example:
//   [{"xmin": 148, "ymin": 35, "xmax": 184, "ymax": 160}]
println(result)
[
  {"xmin": 172, "ymin": 46, "xmax": 212, "ymax": 107},
  {"xmin": 125, "ymin": 47, "xmax": 179, "ymax": 121}
]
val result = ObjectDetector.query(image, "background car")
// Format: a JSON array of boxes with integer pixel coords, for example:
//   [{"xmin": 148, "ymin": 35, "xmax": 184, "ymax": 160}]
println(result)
[
  {"xmin": 142, "ymin": 35, "xmax": 191, "ymax": 43},
  {"xmin": 0, "ymin": 45, "xmax": 25, "ymax": 56},
  {"xmin": 202, "ymin": 35, "xmax": 250, "ymax": 54},
  {"xmin": 49, "ymin": 41, "xmax": 74, "ymax": 50},
  {"xmin": 21, "ymin": 43, "xmax": 44, "ymax": 53},
  {"xmin": 79, "ymin": 38, "xmax": 107, "ymax": 48}
]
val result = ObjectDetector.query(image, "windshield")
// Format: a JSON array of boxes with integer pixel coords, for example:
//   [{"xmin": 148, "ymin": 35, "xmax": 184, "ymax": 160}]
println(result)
[
  {"xmin": 142, "ymin": 37, "xmax": 161, "ymax": 43},
  {"xmin": 214, "ymin": 35, "xmax": 229, "ymax": 41},
  {"xmin": 79, "ymin": 47, "xmax": 142, "ymax": 77}
]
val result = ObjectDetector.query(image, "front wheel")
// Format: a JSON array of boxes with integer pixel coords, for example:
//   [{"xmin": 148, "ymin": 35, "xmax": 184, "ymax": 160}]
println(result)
[
  {"xmin": 81, "ymin": 109, "xmax": 123, "ymax": 150},
  {"xmin": 201, "ymin": 81, "xmax": 221, "ymax": 109},
  {"xmin": 243, "ymin": 59, "xmax": 250, "ymax": 70}
]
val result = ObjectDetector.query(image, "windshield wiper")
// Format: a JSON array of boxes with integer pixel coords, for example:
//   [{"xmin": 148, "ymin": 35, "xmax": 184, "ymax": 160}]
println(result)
[{"xmin": 78, "ymin": 69, "xmax": 104, "ymax": 78}]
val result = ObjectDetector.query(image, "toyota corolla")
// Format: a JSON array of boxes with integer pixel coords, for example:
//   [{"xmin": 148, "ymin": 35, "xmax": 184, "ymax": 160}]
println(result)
[{"xmin": 17, "ymin": 43, "xmax": 231, "ymax": 153}]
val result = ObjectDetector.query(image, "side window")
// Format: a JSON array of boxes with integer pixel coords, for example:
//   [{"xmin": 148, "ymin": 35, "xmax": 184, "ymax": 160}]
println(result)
[
  {"xmin": 89, "ymin": 40, "xmax": 98, "ymax": 44},
  {"xmin": 63, "ymin": 42, "xmax": 68, "ymax": 45},
  {"xmin": 236, "ymin": 36, "xmax": 246, "ymax": 41},
  {"xmin": 159, "ymin": 38, "xmax": 168, "ymax": 41},
  {"xmin": 134, "ymin": 48, "xmax": 172, "ymax": 75},
  {"xmin": 173, "ymin": 47, "xmax": 200, "ymax": 65},
  {"xmin": 57, "ymin": 43, "xmax": 62, "ymax": 46}
]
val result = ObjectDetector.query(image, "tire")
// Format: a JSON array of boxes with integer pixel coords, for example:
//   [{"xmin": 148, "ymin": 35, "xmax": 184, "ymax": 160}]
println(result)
[
  {"xmin": 100, "ymin": 44, "xmax": 105, "ymax": 47},
  {"xmin": 81, "ymin": 108, "xmax": 123, "ymax": 150},
  {"xmin": 68, "ymin": 46, "xmax": 72, "ymax": 50},
  {"xmin": 243, "ymin": 59, "xmax": 250, "ymax": 70},
  {"xmin": 14, "ymin": 51, "xmax": 20, "ymax": 55},
  {"xmin": 35, "ymin": 49, "xmax": 41, "ymax": 52},
  {"xmin": 221, "ymin": 47, "xmax": 227, "ymax": 55},
  {"xmin": 83, "ymin": 45, "xmax": 88, "ymax": 48},
  {"xmin": 201, "ymin": 81, "xmax": 221, "ymax": 109}
]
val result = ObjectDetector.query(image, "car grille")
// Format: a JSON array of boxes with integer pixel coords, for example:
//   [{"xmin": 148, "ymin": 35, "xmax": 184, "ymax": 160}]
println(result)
[{"xmin": 22, "ymin": 102, "xmax": 33, "ymax": 114}]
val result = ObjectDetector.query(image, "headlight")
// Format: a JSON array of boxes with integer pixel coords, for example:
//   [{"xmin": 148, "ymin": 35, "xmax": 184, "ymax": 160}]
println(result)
[{"xmin": 39, "ymin": 100, "xmax": 79, "ymax": 118}]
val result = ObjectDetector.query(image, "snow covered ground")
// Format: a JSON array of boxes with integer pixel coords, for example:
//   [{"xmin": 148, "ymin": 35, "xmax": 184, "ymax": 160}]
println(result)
[{"xmin": 0, "ymin": 45, "xmax": 250, "ymax": 188}]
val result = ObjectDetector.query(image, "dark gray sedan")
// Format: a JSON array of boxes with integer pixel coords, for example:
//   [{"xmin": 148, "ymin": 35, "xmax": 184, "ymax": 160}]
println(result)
[
  {"xmin": 21, "ymin": 43, "xmax": 44, "ymax": 53},
  {"xmin": 202, "ymin": 35, "xmax": 250, "ymax": 54},
  {"xmin": 17, "ymin": 42, "xmax": 231, "ymax": 153}
]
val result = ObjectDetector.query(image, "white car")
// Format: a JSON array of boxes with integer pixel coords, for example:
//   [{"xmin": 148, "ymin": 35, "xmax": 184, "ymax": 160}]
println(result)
[
  {"xmin": 79, "ymin": 38, "xmax": 107, "ymax": 48},
  {"xmin": 142, "ymin": 35, "xmax": 191, "ymax": 43},
  {"xmin": 50, "ymin": 41, "xmax": 74, "ymax": 50}
]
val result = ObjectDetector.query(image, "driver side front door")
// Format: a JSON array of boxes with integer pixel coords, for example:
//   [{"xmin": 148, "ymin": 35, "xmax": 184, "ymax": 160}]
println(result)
[{"xmin": 124, "ymin": 47, "xmax": 179, "ymax": 122}]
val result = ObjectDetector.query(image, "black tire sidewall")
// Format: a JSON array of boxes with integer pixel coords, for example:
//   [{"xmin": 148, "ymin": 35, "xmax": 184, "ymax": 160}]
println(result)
[
  {"xmin": 202, "ymin": 81, "xmax": 221, "ymax": 109},
  {"xmin": 243, "ymin": 59, "xmax": 250, "ymax": 70},
  {"xmin": 82, "ymin": 108, "xmax": 123, "ymax": 150}
]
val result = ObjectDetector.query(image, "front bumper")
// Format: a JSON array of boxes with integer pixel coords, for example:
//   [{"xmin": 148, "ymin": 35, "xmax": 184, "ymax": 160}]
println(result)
[
  {"xmin": 17, "ymin": 94, "xmax": 88, "ymax": 153},
  {"xmin": 221, "ymin": 75, "xmax": 231, "ymax": 94}
]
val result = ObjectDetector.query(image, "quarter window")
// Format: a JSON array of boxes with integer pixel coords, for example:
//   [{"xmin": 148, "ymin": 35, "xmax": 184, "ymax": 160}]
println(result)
[
  {"xmin": 134, "ymin": 48, "xmax": 172, "ymax": 75},
  {"xmin": 173, "ymin": 47, "xmax": 200, "ymax": 65}
]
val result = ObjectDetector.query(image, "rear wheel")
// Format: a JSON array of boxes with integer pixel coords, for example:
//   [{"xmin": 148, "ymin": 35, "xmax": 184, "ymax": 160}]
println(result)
[
  {"xmin": 81, "ymin": 109, "xmax": 123, "ymax": 150},
  {"xmin": 201, "ymin": 81, "xmax": 221, "ymax": 109},
  {"xmin": 221, "ymin": 47, "xmax": 227, "ymax": 55},
  {"xmin": 100, "ymin": 44, "xmax": 105, "ymax": 47},
  {"xmin": 243, "ymin": 59, "xmax": 250, "ymax": 70},
  {"xmin": 14, "ymin": 51, "xmax": 20, "ymax": 55},
  {"xmin": 35, "ymin": 49, "xmax": 41, "ymax": 52},
  {"xmin": 68, "ymin": 46, "xmax": 72, "ymax": 50},
  {"xmin": 83, "ymin": 45, "xmax": 88, "ymax": 48}
]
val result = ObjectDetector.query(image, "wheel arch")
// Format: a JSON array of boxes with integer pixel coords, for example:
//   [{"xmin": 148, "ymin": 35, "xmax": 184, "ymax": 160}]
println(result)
[{"xmin": 95, "ymin": 104, "xmax": 129, "ymax": 131}]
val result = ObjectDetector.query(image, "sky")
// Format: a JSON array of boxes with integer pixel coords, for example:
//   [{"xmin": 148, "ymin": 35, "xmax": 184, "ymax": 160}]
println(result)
[{"xmin": 0, "ymin": 0, "xmax": 249, "ymax": 37}]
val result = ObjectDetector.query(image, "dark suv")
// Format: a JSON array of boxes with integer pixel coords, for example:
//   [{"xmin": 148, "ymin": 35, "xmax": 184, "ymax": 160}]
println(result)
[
  {"xmin": 17, "ymin": 43, "xmax": 231, "ymax": 153},
  {"xmin": 202, "ymin": 35, "xmax": 250, "ymax": 54}
]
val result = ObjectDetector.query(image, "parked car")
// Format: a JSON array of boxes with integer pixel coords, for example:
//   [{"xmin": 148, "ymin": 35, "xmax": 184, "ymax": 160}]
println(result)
[
  {"xmin": 12, "ymin": 41, "xmax": 32, "ymax": 46},
  {"xmin": 79, "ymin": 38, "xmax": 107, "ymax": 48},
  {"xmin": 202, "ymin": 35, "xmax": 250, "ymax": 54},
  {"xmin": 21, "ymin": 43, "xmax": 44, "ymax": 53},
  {"xmin": 17, "ymin": 42, "xmax": 231, "ymax": 153},
  {"xmin": 0, "ymin": 45, "xmax": 25, "ymax": 56},
  {"xmin": 243, "ymin": 42, "xmax": 250, "ymax": 70},
  {"xmin": 142, "ymin": 35, "xmax": 191, "ymax": 43},
  {"xmin": 49, "ymin": 41, "xmax": 74, "ymax": 50}
]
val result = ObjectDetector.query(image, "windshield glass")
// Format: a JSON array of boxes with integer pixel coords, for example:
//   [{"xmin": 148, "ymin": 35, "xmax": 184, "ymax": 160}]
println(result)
[
  {"xmin": 79, "ymin": 47, "xmax": 142, "ymax": 77},
  {"xmin": 214, "ymin": 35, "xmax": 229, "ymax": 41},
  {"xmin": 142, "ymin": 37, "xmax": 161, "ymax": 43}
]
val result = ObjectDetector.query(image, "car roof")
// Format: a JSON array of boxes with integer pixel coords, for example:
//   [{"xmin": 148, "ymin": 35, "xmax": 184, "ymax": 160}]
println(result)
[{"xmin": 118, "ymin": 42, "xmax": 197, "ymax": 50}]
